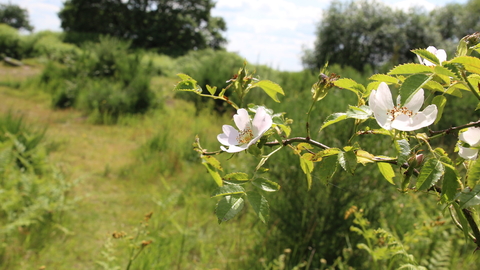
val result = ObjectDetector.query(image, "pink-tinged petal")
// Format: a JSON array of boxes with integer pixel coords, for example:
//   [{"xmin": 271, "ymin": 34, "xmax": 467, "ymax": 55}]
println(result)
[
  {"xmin": 459, "ymin": 145, "xmax": 479, "ymax": 160},
  {"xmin": 404, "ymin": 89, "xmax": 424, "ymax": 113},
  {"xmin": 233, "ymin": 109, "xmax": 250, "ymax": 130},
  {"xmin": 217, "ymin": 125, "xmax": 239, "ymax": 146},
  {"xmin": 460, "ymin": 127, "xmax": 480, "ymax": 147},
  {"xmin": 223, "ymin": 144, "xmax": 248, "ymax": 153},
  {"xmin": 392, "ymin": 114, "xmax": 420, "ymax": 131},
  {"xmin": 370, "ymin": 82, "xmax": 394, "ymax": 111},
  {"xmin": 251, "ymin": 106, "xmax": 273, "ymax": 136}
]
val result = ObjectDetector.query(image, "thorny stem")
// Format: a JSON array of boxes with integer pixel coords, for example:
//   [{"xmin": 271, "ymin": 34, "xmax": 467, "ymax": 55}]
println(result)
[
  {"xmin": 463, "ymin": 208, "xmax": 480, "ymax": 248},
  {"xmin": 429, "ymin": 119, "xmax": 480, "ymax": 136}
]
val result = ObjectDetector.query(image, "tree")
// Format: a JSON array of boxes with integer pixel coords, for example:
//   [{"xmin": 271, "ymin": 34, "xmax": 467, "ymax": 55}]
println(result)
[
  {"xmin": 0, "ymin": 3, "xmax": 33, "ymax": 32},
  {"xmin": 58, "ymin": 0, "xmax": 227, "ymax": 56},
  {"xmin": 303, "ymin": 0, "xmax": 441, "ymax": 71}
]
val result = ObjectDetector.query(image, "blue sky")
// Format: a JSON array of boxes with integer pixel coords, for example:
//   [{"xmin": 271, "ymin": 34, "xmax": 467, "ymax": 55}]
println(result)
[{"xmin": 7, "ymin": 0, "xmax": 469, "ymax": 71}]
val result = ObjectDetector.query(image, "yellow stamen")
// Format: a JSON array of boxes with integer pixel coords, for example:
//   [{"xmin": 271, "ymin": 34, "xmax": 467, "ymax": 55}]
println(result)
[
  {"xmin": 237, "ymin": 127, "xmax": 254, "ymax": 144},
  {"xmin": 388, "ymin": 105, "xmax": 413, "ymax": 120}
]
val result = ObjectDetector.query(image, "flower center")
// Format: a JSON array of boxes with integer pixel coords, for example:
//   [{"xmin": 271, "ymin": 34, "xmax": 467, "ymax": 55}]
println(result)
[
  {"xmin": 388, "ymin": 105, "xmax": 413, "ymax": 120},
  {"xmin": 237, "ymin": 127, "xmax": 254, "ymax": 144}
]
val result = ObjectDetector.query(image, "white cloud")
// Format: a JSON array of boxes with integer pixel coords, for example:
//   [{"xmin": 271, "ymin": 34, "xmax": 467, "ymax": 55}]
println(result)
[
  {"xmin": 390, "ymin": 0, "xmax": 437, "ymax": 11},
  {"xmin": 10, "ymin": 0, "xmax": 62, "ymax": 31}
]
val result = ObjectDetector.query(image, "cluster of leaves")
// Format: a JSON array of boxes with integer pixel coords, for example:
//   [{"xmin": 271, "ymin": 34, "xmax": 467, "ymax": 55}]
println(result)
[{"xmin": 175, "ymin": 31, "xmax": 480, "ymax": 260}]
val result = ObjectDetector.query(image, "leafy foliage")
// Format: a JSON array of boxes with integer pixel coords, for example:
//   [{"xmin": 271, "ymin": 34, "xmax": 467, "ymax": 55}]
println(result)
[{"xmin": 0, "ymin": 3, "xmax": 33, "ymax": 32}]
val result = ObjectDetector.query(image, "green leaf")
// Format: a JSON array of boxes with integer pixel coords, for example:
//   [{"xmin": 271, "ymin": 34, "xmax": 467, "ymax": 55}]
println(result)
[
  {"xmin": 399, "ymin": 74, "xmax": 431, "ymax": 105},
  {"xmin": 452, "ymin": 202, "xmax": 470, "ymax": 243},
  {"xmin": 416, "ymin": 158, "xmax": 444, "ymax": 190},
  {"xmin": 202, "ymin": 162, "xmax": 223, "ymax": 187},
  {"xmin": 216, "ymin": 195, "xmax": 244, "ymax": 224},
  {"xmin": 456, "ymin": 38, "xmax": 469, "ymax": 57},
  {"xmin": 369, "ymin": 74, "xmax": 398, "ymax": 84},
  {"xmin": 441, "ymin": 163, "xmax": 461, "ymax": 203},
  {"xmin": 251, "ymin": 80, "xmax": 285, "ymax": 103},
  {"xmin": 174, "ymin": 73, "xmax": 202, "ymax": 92},
  {"xmin": 346, "ymin": 105, "xmax": 372, "ymax": 120},
  {"xmin": 450, "ymin": 56, "xmax": 480, "ymax": 74},
  {"xmin": 377, "ymin": 162, "xmax": 396, "ymax": 185},
  {"xmin": 206, "ymin": 85, "xmax": 217, "ymax": 95},
  {"xmin": 459, "ymin": 185, "xmax": 480, "ymax": 208},
  {"xmin": 317, "ymin": 155, "xmax": 338, "ymax": 185},
  {"xmin": 320, "ymin": 113, "xmax": 347, "ymax": 130},
  {"xmin": 395, "ymin": 139, "xmax": 410, "ymax": 165},
  {"xmin": 424, "ymin": 80, "xmax": 445, "ymax": 93},
  {"xmin": 412, "ymin": 48, "xmax": 440, "ymax": 66},
  {"xmin": 247, "ymin": 191, "xmax": 269, "ymax": 223},
  {"xmin": 300, "ymin": 154, "xmax": 314, "ymax": 189},
  {"xmin": 252, "ymin": 177, "xmax": 280, "ymax": 192},
  {"xmin": 223, "ymin": 172, "xmax": 250, "ymax": 184},
  {"xmin": 211, "ymin": 185, "xmax": 246, "ymax": 198},
  {"xmin": 334, "ymin": 78, "xmax": 365, "ymax": 94},
  {"xmin": 467, "ymin": 159, "xmax": 480, "ymax": 188},
  {"xmin": 202, "ymin": 155, "xmax": 223, "ymax": 171},
  {"xmin": 431, "ymin": 95, "xmax": 446, "ymax": 124},
  {"xmin": 338, "ymin": 150, "xmax": 357, "ymax": 174},
  {"xmin": 433, "ymin": 65, "xmax": 459, "ymax": 80},
  {"xmin": 388, "ymin": 63, "xmax": 433, "ymax": 75}
]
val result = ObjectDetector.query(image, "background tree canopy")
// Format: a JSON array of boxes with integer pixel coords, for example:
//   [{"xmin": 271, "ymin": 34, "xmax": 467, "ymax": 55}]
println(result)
[
  {"xmin": 302, "ymin": 0, "xmax": 480, "ymax": 72},
  {"xmin": 0, "ymin": 3, "xmax": 33, "ymax": 32},
  {"xmin": 59, "ymin": 0, "xmax": 227, "ymax": 56}
]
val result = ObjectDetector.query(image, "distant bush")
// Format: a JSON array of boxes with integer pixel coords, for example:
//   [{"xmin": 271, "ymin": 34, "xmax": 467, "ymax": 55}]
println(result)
[
  {"xmin": 0, "ymin": 23, "xmax": 21, "ymax": 59},
  {"xmin": 34, "ymin": 36, "xmax": 155, "ymax": 123}
]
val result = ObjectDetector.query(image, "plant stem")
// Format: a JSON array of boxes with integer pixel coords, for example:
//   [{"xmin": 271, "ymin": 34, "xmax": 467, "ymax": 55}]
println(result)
[{"xmin": 460, "ymin": 69, "xmax": 480, "ymax": 101}]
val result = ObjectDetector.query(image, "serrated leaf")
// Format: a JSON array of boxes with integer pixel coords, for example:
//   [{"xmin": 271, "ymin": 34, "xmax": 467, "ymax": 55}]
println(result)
[
  {"xmin": 334, "ymin": 78, "xmax": 365, "ymax": 94},
  {"xmin": 251, "ymin": 80, "xmax": 285, "ymax": 103},
  {"xmin": 467, "ymin": 159, "xmax": 480, "ymax": 188},
  {"xmin": 338, "ymin": 150, "xmax": 357, "ymax": 174},
  {"xmin": 247, "ymin": 191, "xmax": 269, "ymax": 223},
  {"xmin": 377, "ymin": 162, "xmax": 395, "ymax": 185},
  {"xmin": 452, "ymin": 202, "xmax": 470, "ymax": 243},
  {"xmin": 202, "ymin": 155, "xmax": 223, "ymax": 171},
  {"xmin": 211, "ymin": 185, "xmax": 245, "ymax": 198},
  {"xmin": 431, "ymin": 95, "xmax": 446, "ymax": 124},
  {"xmin": 423, "ymin": 80, "xmax": 445, "ymax": 93},
  {"xmin": 356, "ymin": 150, "xmax": 375, "ymax": 165},
  {"xmin": 317, "ymin": 155, "xmax": 338, "ymax": 185},
  {"xmin": 216, "ymin": 195, "xmax": 244, "ymax": 223},
  {"xmin": 459, "ymin": 185, "xmax": 480, "ymax": 208},
  {"xmin": 388, "ymin": 63, "xmax": 433, "ymax": 75},
  {"xmin": 416, "ymin": 158, "xmax": 444, "ymax": 190},
  {"xmin": 369, "ymin": 74, "xmax": 398, "ymax": 84},
  {"xmin": 399, "ymin": 74, "xmax": 431, "ymax": 105},
  {"xmin": 321, "ymin": 113, "xmax": 347, "ymax": 130},
  {"xmin": 252, "ymin": 177, "xmax": 280, "ymax": 192},
  {"xmin": 456, "ymin": 39, "xmax": 469, "ymax": 57},
  {"xmin": 174, "ymin": 73, "xmax": 202, "ymax": 92},
  {"xmin": 202, "ymin": 162, "xmax": 223, "ymax": 187},
  {"xmin": 395, "ymin": 139, "xmax": 410, "ymax": 165},
  {"xmin": 434, "ymin": 65, "xmax": 458, "ymax": 80},
  {"xmin": 441, "ymin": 163, "xmax": 461, "ymax": 203},
  {"xmin": 450, "ymin": 56, "xmax": 480, "ymax": 74},
  {"xmin": 223, "ymin": 172, "xmax": 250, "ymax": 184},
  {"xmin": 412, "ymin": 49, "xmax": 440, "ymax": 66},
  {"xmin": 346, "ymin": 105, "xmax": 372, "ymax": 120}
]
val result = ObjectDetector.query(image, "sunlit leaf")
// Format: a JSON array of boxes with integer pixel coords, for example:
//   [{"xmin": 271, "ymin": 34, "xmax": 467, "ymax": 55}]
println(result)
[
  {"xmin": 346, "ymin": 105, "xmax": 372, "ymax": 120},
  {"xmin": 441, "ymin": 163, "xmax": 461, "ymax": 203},
  {"xmin": 300, "ymin": 154, "xmax": 314, "ymax": 189},
  {"xmin": 223, "ymin": 172, "xmax": 250, "ymax": 184},
  {"xmin": 251, "ymin": 80, "xmax": 285, "ymax": 103},
  {"xmin": 356, "ymin": 150, "xmax": 375, "ymax": 165},
  {"xmin": 321, "ymin": 113, "xmax": 347, "ymax": 130},
  {"xmin": 252, "ymin": 177, "xmax": 280, "ymax": 192},
  {"xmin": 334, "ymin": 78, "xmax": 365, "ymax": 94},
  {"xmin": 412, "ymin": 48, "xmax": 440, "ymax": 66},
  {"xmin": 399, "ymin": 74, "xmax": 431, "ymax": 105},
  {"xmin": 211, "ymin": 185, "xmax": 245, "ymax": 198},
  {"xmin": 338, "ymin": 150, "xmax": 357, "ymax": 174},
  {"xmin": 247, "ymin": 191, "xmax": 269, "ymax": 223},
  {"xmin": 450, "ymin": 56, "xmax": 480, "ymax": 74},
  {"xmin": 467, "ymin": 159, "xmax": 480, "ymax": 188},
  {"xmin": 206, "ymin": 85, "xmax": 216, "ymax": 95},
  {"xmin": 202, "ymin": 162, "xmax": 223, "ymax": 187},
  {"xmin": 431, "ymin": 95, "xmax": 446, "ymax": 124},
  {"xmin": 388, "ymin": 63, "xmax": 433, "ymax": 75},
  {"xmin": 377, "ymin": 162, "xmax": 395, "ymax": 185},
  {"xmin": 216, "ymin": 195, "xmax": 244, "ymax": 224},
  {"xmin": 395, "ymin": 139, "xmax": 410, "ymax": 165},
  {"xmin": 369, "ymin": 74, "xmax": 398, "ymax": 84}
]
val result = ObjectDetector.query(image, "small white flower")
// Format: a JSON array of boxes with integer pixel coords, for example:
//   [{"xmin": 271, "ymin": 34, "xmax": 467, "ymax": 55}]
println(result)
[
  {"xmin": 217, "ymin": 107, "xmax": 273, "ymax": 153},
  {"xmin": 418, "ymin": 46, "xmax": 447, "ymax": 66},
  {"xmin": 458, "ymin": 127, "xmax": 480, "ymax": 160},
  {"xmin": 369, "ymin": 82, "xmax": 438, "ymax": 131}
]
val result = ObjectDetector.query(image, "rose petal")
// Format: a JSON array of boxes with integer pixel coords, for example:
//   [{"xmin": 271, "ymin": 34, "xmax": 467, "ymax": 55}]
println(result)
[
  {"xmin": 217, "ymin": 125, "xmax": 239, "ymax": 146},
  {"xmin": 459, "ymin": 145, "xmax": 479, "ymax": 160},
  {"xmin": 404, "ymin": 89, "xmax": 424, "ymax": 113},
  {"xmin": 252, "ymin": 106, "xmax": 272, "ymax": 135},
  {"xmin": 223, "ymin": 144, "xmax": 248, "ymax": 153},
  {"xmin": 234, "ymin": 109, "xmax": 250, "ymax": 130},
  {"xmin": 460, "ymin": 127, "xmax": 480, "ymax": 147}
]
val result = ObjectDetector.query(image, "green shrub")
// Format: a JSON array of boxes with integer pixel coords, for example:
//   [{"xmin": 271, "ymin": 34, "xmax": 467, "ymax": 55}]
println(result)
[{"xmin": 0, "ymin": 24, "xmax": 21, "ymax": 59}]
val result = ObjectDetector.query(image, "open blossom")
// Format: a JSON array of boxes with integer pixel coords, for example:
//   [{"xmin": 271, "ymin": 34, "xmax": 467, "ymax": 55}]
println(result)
[
  {"xmin": 418, "ymin": 46, "xmax": 447, "ymax": 66},
  {"xmin": 217, "ymin": 107, "xmax": 272, "ymax": 153},
  {"xmin": 369, "ymin": 82, "xmax": 438, "ymax": 131},
  {"xmin": 458, "ymin": 127, "xmax": 480, "ymax": 160}
]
